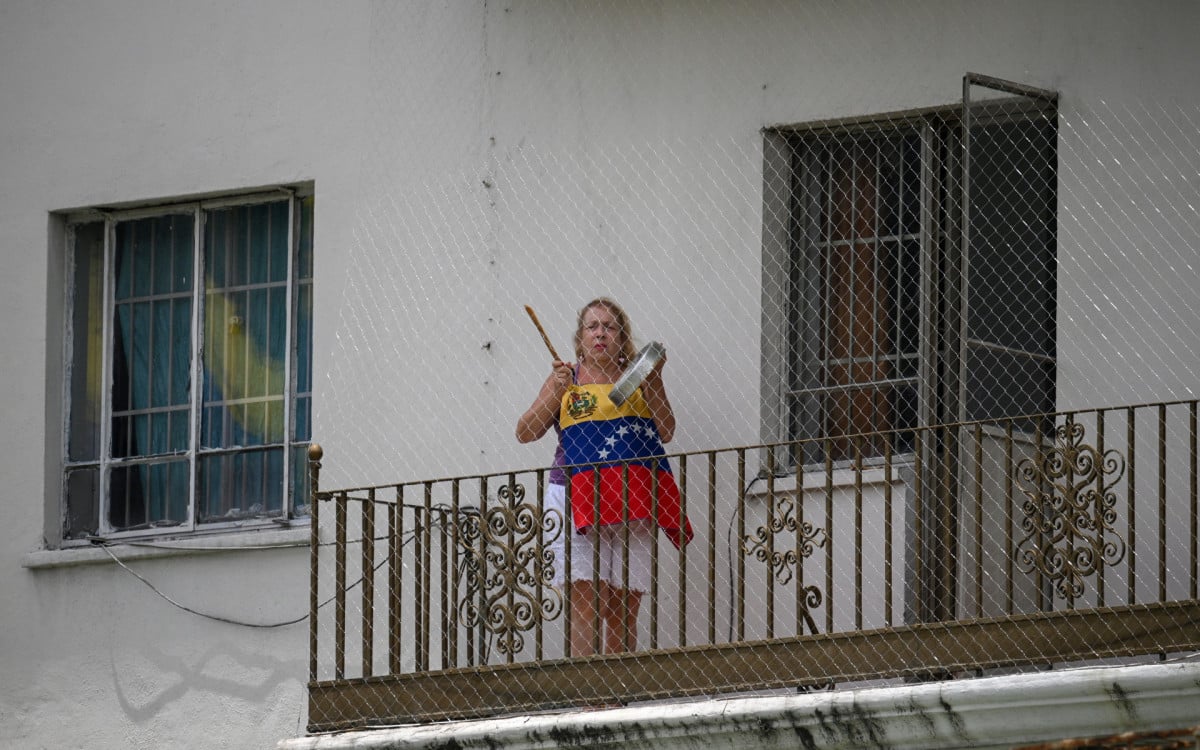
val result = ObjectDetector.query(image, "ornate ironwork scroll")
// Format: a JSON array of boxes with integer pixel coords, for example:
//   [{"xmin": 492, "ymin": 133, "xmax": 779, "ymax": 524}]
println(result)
[
  {"xmin": 742, "ymin": 494, "xmax": 826, "ymax": 633},
  {"xmin": 458, "ymin": 482, "xmax": 564, "ymax": 655},
  {"xmin": 1015, "ymin": 420, "xmax": 1126, "ymax": 600}
]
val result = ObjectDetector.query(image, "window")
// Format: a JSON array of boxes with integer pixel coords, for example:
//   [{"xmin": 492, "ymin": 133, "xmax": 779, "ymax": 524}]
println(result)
[
  {"xmin": 763, "ymin": 89, "xmax": 1056, "ymax": 464},
  {"xmin": 62, "ymin": 190, "xmax": 313, "ymax": 541}
]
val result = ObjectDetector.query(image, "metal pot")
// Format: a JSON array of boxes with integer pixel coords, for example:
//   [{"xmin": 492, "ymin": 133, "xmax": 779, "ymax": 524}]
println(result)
[{"xmin": 609, "ymin": 341, "xmax": 665, "ymax": 406}]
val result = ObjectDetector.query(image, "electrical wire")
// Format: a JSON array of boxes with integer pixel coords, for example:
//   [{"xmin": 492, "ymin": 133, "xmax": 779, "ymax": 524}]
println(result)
[
  {"xmin": 98, "ymin": 542, "xmax": 309, "ymax": 628},
  {"xmin": 96, "ymin": 496, "xmax": 1198, "ymax": 672},
  {"xmin": 121, "ymin": 539, "xmax": 305, "ymax": 552},
  {"xmin": 726, "ymin": 472, "xmax": 764, "ymax": 642},
  {"xmin": 94, "ymin": 503, "xmax": 476, "ymax": 630}
]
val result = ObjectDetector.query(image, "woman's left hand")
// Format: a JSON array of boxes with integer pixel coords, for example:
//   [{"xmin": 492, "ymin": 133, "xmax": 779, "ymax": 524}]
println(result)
[
  {"xmin": 641, "ymin": 349, "xmax": 674, "ymax": 443},
  {"xmin": 643, "ymin": 351, "xmax": 667, "ymax": 388}
]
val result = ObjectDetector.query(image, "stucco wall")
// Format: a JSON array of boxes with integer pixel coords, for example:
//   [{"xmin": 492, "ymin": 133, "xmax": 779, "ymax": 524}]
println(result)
[
  {"xmin": 0, "ymin": 2, "xmax": 368, "ymax": 747},
  {"xmin": 3, "ymin": 1, "xmax": 1200, "ymax": 747}
]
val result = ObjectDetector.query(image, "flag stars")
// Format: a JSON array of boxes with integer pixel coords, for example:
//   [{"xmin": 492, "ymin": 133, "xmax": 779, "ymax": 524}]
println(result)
[{"xmin": 580, "ymin": 418, "xmax": 665, "ymax": 462}]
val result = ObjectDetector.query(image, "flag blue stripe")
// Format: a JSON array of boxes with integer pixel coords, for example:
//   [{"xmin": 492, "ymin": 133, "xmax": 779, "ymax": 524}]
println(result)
[{"xmin": 562, "ymin": 415, "xmax": 672, "ymax": 473}]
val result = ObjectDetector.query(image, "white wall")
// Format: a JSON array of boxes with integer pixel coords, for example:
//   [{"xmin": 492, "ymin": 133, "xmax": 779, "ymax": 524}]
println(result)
[
  {"xmin": 320, "ymin": 0, "xmax": 1200, "ymax": 489},
  {"xmin": 3, "ymin": 1, "xmax": 1200, "ymax": 747},
  {"xmin": 0, "ymin": 2, "xmax": 369, "ymax": 747}
]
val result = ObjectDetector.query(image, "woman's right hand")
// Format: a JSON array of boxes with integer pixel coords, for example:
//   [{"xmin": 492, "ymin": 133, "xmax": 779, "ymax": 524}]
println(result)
[
  {"xmin": 550, "ymin": 360, "xmax": 572, "ymax": 396},
  {"xmin": 517, "ymin": 360, "xmax": 573, "ymax": 443}
]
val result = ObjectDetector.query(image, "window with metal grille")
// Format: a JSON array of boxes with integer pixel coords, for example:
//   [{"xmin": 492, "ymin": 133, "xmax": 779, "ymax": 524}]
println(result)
[
  {"xmin": 62, "ymin": 189, "xmax": 313, "ymax": 541},
  {"xmin": 764, "ymin": 94, "xmax": 1057, "ymax": 465},
  {"xmin": 787, "ymin": 126, "xmax": 923, "ymax": 462}
]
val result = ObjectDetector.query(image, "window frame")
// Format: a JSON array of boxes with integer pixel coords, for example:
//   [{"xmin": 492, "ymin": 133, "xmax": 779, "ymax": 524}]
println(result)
[
  {"xmin": 59, "ymin": 187, "xmax": 313, "ymax": 545},
  {"xmin": 761, "ymin": 97, "xmax": 1057, "ymax": 469}
]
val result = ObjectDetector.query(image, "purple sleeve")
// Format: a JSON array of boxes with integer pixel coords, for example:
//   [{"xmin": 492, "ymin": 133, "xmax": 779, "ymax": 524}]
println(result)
[{"xmin": 547, "ymin": 423, "xmax": 567, "ymax": 486}]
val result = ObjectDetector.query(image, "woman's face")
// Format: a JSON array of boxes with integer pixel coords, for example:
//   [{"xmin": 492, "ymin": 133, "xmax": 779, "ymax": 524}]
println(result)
[{"xmin": 580, "ymin": 304, "xmax": 623, "ymax": 364}]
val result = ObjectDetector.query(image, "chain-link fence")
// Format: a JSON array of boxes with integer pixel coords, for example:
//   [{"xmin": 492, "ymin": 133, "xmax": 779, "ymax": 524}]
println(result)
[{"xmin": 303, "ymin": 6, "xmax": 1200, "ymax": 733}]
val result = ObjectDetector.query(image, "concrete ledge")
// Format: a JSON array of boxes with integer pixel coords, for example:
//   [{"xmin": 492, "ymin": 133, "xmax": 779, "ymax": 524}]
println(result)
[
  {"xmin": 23, "ymin": 525, "xmax": 310, "ymax": 569},
  {"xmin": 278, "ymin": 660, "xmax": 1200, "ymax": 750}
]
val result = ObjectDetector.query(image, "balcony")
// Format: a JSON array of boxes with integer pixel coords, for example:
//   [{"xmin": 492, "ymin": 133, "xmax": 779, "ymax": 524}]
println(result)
[{"xmin": 301, "ymin": 399, "xmax": 1200, "ymax": 733}]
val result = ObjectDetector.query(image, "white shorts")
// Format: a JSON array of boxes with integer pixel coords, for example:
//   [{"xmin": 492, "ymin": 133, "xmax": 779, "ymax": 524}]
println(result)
[{"xmin": 543, "ymin": 483, "xmax": 655, "ymax": 593}]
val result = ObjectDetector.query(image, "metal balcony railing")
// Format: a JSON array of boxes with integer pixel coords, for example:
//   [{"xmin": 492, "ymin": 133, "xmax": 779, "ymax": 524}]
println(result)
[{"xmin": 304, "ymin": 399, "xmax": 1200, "ymax": 732}]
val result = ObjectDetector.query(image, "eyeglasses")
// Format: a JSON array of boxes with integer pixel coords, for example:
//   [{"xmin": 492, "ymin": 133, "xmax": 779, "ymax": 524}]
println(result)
[{"xmin": 583, "ymin": 321, "xmax": 620, "ymax": 334}]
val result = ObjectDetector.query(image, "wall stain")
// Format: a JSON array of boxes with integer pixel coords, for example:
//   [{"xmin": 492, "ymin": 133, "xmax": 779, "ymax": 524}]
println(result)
[
  {"xmin": 1107, "ymin": 682, "xmax": 1141, "ymax": 726},
  {"xmin": 791, "ymin": 724, "xmax": 818, "ymax": 750},
  {"xmin": 903, "ymin": 695, "xmax": 939, "ymax": 738},
  {"xmin": 805, "ymin": 704, "xmax": 895, "ymax": 750},
  {"xmin": 937, "ymin": 696, "xmax": 969, "ymax": 740}
]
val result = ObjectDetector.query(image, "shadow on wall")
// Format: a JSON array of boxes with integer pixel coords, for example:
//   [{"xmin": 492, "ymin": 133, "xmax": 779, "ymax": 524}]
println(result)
[{"xmin": 110, "ymin": 640, "xmax": 305, "ymax": 725}]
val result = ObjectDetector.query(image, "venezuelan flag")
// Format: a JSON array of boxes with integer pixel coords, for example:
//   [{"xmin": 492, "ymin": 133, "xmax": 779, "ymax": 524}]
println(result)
[{"xmin": 560, "ymin": 383, "xmax": 693, "ymax": 549}]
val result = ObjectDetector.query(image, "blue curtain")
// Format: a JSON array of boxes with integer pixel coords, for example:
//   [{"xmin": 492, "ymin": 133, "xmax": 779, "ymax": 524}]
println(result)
[
  {"xmin": 199, "ymin": 200, "xmax": 294, "ymax": 520},
  {"xmin": 111, "ymin": 214, "xmax": 193, "ymax": 529},
  {"xmin": 106, "ymin": 199, "xmax": 311, "ymax": 528}
]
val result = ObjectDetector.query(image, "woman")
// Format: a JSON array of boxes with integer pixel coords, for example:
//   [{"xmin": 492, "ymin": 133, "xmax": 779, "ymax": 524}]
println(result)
[{"xmin": 516, "ymin": 297, "xmax": 690, "ymax": 655}]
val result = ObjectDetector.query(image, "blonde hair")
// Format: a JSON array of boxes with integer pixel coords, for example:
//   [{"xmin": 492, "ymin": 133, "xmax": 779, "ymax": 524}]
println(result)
[{"xmin": 573, "ymin": 297, "xmax": 637, "ymax": 366}]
